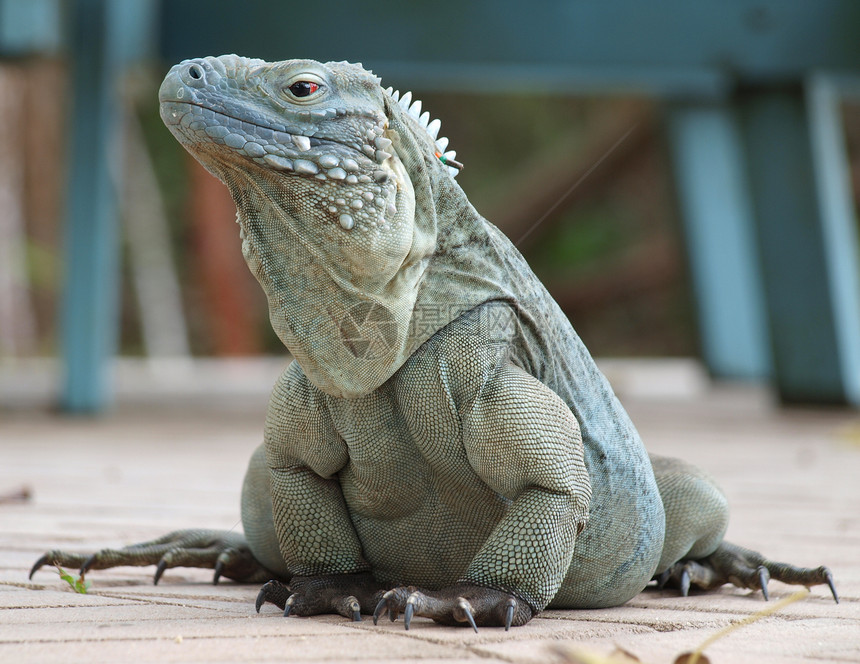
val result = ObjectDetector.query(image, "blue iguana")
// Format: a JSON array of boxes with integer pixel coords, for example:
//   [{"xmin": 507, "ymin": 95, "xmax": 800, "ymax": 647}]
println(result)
[{"xmin": 32, "ymin": 55, "xmax": 837, "ymax": 630}]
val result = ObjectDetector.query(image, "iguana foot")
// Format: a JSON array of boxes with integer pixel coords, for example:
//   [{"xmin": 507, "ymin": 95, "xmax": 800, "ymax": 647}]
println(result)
[
  {"xmin": 372, "ymin": 583, "xmax": 534, "ymax": 631},
  {"xmin": 657, "ymin": 540, "xmax": 838, "ymax": 603},
  {"xmin": 255, "ymin": 572, "xmax": 383, "ymax": 621},
  {"xmin": 30, "ymin": 529, "xmax": 275, "ymax": 585}
]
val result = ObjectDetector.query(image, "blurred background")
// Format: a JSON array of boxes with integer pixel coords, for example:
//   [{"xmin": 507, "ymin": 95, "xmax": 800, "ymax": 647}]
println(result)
[{"xmin": 1, "ymin": 0, "xmax": 860, "ymax": 413}]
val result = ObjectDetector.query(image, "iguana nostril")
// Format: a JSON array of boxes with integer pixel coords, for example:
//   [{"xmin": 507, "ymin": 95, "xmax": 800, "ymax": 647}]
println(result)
[{"xmin": 188, "ymin": 64, "xmax": 203, "ymax": 80}]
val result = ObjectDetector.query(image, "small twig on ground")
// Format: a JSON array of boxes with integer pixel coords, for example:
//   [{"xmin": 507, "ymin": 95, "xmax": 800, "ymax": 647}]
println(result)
[{"xmin": 0, "ymin": 485, "xmax": 32, "ymax": 504}]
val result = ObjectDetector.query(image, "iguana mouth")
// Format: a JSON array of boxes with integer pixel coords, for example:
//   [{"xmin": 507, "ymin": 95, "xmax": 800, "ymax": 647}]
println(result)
[{"xmin": 161, "ymin": 99, "xmax": 392, "ymax": 184}]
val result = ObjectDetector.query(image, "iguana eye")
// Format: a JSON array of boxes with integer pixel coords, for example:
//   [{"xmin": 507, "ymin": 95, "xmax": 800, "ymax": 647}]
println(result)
[{"xmin": 288, "ymin": 81, "xmax": 320, "ymax": 98}]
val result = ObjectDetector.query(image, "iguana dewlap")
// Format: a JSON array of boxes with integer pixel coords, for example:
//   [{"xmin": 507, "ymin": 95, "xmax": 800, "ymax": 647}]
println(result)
[{"xmin": 32, "ymin": 55, "xmax": 837, "ymax": 629}]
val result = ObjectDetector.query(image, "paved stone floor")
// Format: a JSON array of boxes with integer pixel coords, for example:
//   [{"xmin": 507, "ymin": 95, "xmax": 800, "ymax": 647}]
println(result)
[{"xmin": 1, "ymin": 359, "xmax": 858, "ymax": 663}]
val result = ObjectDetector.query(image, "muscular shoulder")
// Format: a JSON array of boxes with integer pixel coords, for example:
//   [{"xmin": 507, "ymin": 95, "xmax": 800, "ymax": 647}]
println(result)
[
  {"xmin": 400, "ymin": 302, "xmax": 588, "ymax": 501},
  {"xmin": 398, "ymin": 301, "xmax": 521, "ymax": 411},
  {"xmin": 265, "ymin": 360, "xmax": 347, "ymax": 477}
]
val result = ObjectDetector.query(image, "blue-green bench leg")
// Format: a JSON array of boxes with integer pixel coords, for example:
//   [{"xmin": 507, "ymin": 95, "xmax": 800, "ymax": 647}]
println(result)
[
  {"xmin": 666, "ymin": 101, "xmax": 770, "ymax": 381},
  {"xmin": 738, "ymin": 82, "xmax": 860, "ymax": 405}
]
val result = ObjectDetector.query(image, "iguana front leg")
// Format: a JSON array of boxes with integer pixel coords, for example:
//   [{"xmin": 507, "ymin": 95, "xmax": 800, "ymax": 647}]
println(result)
[
  {"xmin": 375, "ymin": 362, "xmax": 591, "ymax": 630},
  {"xmin": 255, "ymin": 362, "xmax": 386, "ymax": 619},
  {"xmin": 253, "ymin": 465, "xmax": 386, "ymax": 619}
]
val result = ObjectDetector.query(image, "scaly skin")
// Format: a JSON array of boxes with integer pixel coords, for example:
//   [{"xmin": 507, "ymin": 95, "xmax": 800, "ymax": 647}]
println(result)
[{"xmin": 31, "ymin": 56, "xmax": 837, "ymax": 628}]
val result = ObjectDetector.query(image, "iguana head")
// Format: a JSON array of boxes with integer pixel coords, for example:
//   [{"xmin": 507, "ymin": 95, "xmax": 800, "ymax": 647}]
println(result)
[{"xmin": 159, "ymin": 55, "xmax": 488, "ymax": 397}]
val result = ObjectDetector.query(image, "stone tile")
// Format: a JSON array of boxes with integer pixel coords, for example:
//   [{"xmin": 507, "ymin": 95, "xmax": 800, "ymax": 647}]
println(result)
[
  {"xmin": 0, "ymin": 631, "xmax": 496, "ymax": 663},
  {"xmin": 348, "ymin": 612, "xmax": 651, "ymax": 647},
  {"xmin": 2, "ymin": 612, "xmax": 355, "ymax": 643},
  {"xmin": 1, "ymin": 601, "xmax": 229, "ymax": 626},
  {"xmin": 0, "ymin": 587, "xmax": 134, "ymax": 609}
]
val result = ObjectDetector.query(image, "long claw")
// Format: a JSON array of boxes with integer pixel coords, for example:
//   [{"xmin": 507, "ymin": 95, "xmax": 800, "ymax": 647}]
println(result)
[
  {"xmin": 679, "ymin": 567, "xmax": 691, "ymax": 597},
  {"xmin": 340, "ymin": 596, "xmax": 362, "ymax": 622},
  {"xmin": 255, "ymin": 586, "xmax": 266, "ymax": 613},
  {"xmin": 80, "ymin": 554, "xmax": 97, "ymax": 576},
  {"xmin": 372, "ymin": 597, "xmax": 388, "ymax": 625},
  {"xmin": 283, "ymin": 597, "xmax": 293, "ymax": 618},
  {"xmin": 757, "ymin": 566, "xmax": 770, "ymax": 601},
  {"xmin": 656, "ymin": 568, "xmax": 671, "ymax": 590},
  {"xmin": 462, "ymin": 603, "xmax": 478, "ymax": 633},
  {"xmin": 213, "ymin": 559, "xmax": 224, "ymax": 585},
  {"xmin": 404, "ymin": 601, "xmax": 414, "ymax": 630},
  {"xmin": 29, "ymin": 555, "xmax": 49, "ymax": 580},
  {"xmin": 825, "ymin": 570, "xmax": 839, "ymax": 604},
  {"xmin": 504, "ymin": 599, "xmax": 515, "ymax": 631},
  {"xmin": 153, "ymin": 559, "xmax": 167, "ymax": 585}
]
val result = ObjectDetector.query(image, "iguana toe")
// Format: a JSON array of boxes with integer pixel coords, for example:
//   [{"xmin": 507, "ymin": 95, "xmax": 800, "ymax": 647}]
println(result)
[
  {"xmin": 29, "ymin": 551, "xmax": 89, "ymax": 580},
  {"xmin": 453, "ymin": 597, "xmax": 479, "ymax": 633},
  {"xmin": 28, "ymin": 555, "xmax": 45, "ymax": 580},
  {"xmin": 503, "ymin": 598, "xmax": 516, "ymax": 631},
  {"xmin": 825, "ymin": 569, "xmax": 839, "ymax": 603},
  {"xmin": 402, "ymin": 592, "xmax": 478, "ymax": 632},
  {"xmin": 213, "ymin": 555, "xmax": 227, "ymax": 584},
  {"xmin": 373, "ymin": 587, "xmax": 409, "ymax": 624},
  {"xmin": 153, "ymin": 558, "xmax": 168, "ymax": 585},
  {"xmin": 255, "ymin": 579, "xmax": 291, "ymax": 612},
  {"xmin": 403, "ymin": 597, "xmax": 415, "ymax": 629},
  {"xmin": 757, "ymin": 566, "xmax": 770, "ymax": 600},
  {"xmin": 679, "ymin": 566, "xmax": 691, "ymax": 597},
  {"xmin": 345, "ymin": 596, "xmax": 362, "ymax": 622}
]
